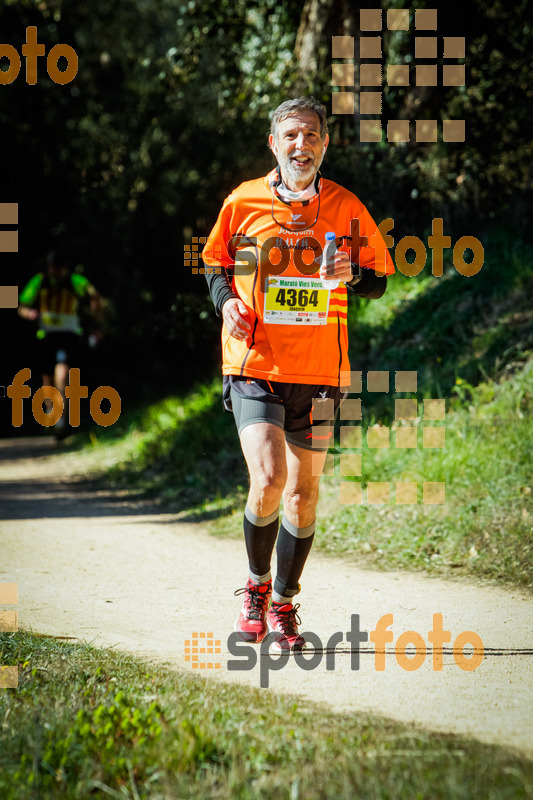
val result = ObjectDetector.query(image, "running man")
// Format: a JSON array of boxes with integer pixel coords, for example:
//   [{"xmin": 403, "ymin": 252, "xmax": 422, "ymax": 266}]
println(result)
[
  {"xmin": 18, "ymin": 249, "xmax": 103, "ymax": 437},
  {"xmin": 203, "ymin": 97, "xmax": 394, "ymax": 649}
]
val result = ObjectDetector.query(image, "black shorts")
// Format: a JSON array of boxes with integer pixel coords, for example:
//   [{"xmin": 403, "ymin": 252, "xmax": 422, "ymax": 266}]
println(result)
[
  {"xmin": 36, "ymin": 332, "xmax": 84, "ymax": 376},
  {"xmin": 223, "ymin": 374, "xmax": 345, "ymax": 452}
]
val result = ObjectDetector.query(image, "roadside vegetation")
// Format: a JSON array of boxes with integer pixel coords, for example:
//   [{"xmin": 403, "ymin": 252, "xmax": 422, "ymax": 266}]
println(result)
[{"xmin": 1, "ymin": 633, "xmax": 532, "ymax": 800}]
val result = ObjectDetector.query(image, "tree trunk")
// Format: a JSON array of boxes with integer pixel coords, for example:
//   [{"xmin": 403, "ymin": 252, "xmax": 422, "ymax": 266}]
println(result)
[{"xmin": 294, "ymin": 0, "xmax": 338, "ymax": 76}]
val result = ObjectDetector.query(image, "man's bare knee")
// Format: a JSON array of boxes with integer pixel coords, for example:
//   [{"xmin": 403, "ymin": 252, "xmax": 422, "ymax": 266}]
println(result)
[
  {"xmin": 251, "ymin": 469, "xmax": 286, "ymax": 503},
  {"xmin": 283, "ymin": 489, "xmax": 318, "ymax": 526}
]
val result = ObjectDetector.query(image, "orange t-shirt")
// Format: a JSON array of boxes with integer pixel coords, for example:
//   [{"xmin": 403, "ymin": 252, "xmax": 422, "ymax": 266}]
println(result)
[{"xmin": 202, "ymin": 170, "xmax": 394, "ymax": 387}]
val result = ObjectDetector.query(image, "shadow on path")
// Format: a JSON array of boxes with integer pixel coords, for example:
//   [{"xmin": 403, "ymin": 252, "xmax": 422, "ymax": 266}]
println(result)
[{"xmin": 0, "ymin": 436, "xmax": 166, "ymax": 521}]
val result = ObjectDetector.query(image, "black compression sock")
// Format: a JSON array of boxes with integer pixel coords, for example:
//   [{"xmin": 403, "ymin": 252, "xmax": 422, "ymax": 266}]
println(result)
[
  {"xmin": 243, "ymin": 504, "xmax": 279, "ymax": 580},
  {"xmin": 273, "ymin": 516, "xmax": 315, "ymax": 602}
]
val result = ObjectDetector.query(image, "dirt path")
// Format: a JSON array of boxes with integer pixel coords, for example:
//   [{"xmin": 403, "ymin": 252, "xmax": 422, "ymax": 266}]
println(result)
[{"xmin": 1, "ymin": 436, "xmax": 532, "ymax": 757}]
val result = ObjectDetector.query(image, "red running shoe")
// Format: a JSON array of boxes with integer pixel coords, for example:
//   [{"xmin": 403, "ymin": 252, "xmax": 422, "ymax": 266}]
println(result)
[
  {"xmin": 234, "ymin": 579, "xmax": 272, "ymax": 642},
  {"xmin": 267, "ymin": 602, "xmax": 306, "ymax": 651}
]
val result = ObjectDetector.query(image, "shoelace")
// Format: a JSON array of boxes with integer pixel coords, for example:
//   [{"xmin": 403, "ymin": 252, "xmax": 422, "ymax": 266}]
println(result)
[
  {"xmin": 270, "ymin": 603, "xmax": 301, "ymax": 635},
  {"xmin": 234, "ymin": 584, "xmax": 270, "ymax": 621}
]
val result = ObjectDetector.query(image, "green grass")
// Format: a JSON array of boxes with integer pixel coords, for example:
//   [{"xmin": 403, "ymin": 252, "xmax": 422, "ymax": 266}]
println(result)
[
  {"xmin": 345, "ymin": 229, "xmax": 533, "ymax": 422},
  {"xmin": 1, "ymin": 633, "xmax": 532, "ymax": 800},
  {"xmin": 315, "ymin": 359, "xmax": 533, "ymax": 587}
]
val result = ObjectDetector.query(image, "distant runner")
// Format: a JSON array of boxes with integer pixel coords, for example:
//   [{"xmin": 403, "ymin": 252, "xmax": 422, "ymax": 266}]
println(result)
[
  {"xmin": 18, "ymin": 249, "xmax": 103, "ymax": 438},
  {"xmin": 203, "ymin": 97, "xmax": 394, "ymax": 649}
]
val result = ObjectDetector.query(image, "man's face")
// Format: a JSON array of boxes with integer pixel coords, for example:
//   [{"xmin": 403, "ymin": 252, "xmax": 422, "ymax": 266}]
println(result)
[{"xmin": 269, "ymin": 111, "xmax": 329, "ymax": 192}]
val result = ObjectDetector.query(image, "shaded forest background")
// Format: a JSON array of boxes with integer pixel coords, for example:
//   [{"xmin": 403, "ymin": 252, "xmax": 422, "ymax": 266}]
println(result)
[{"xmin": 0, "ymin": 0, "xmax": 531, "ymax": 419}]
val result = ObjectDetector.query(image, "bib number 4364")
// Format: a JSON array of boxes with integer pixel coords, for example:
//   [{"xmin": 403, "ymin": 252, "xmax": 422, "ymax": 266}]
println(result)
[{"xmin": 275, "ymin": 288, "xmax": 319, "ymax": 308}]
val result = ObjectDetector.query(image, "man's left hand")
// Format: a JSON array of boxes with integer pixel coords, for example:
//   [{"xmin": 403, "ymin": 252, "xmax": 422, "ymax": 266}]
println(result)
[{"xmin": 319, "ymin": 251, "xmax": 353, "ymax": 283}]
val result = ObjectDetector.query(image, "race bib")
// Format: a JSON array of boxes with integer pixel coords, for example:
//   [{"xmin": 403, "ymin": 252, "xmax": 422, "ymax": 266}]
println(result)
[
  {"xmin": 40, "ymin": 311, "xmax": 80, "ymax": 333},
  {"xmin": 40, "ymin": 311, "xmax": 63, "ymax": 328},
  {"xmin": 263, "ymin": 277, "xmax": 330, "ymax": 325}
]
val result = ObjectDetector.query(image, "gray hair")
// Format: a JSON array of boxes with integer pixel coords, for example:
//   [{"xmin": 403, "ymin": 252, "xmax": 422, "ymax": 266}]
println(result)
[{"xmin": 269, "ymin": 97, "xmax": 328, "ymax": 145}]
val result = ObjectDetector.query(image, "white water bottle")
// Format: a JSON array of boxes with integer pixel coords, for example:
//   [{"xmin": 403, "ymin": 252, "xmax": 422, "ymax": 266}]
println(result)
[{"xmin": 321, "ymin": 231, "xmax": 340, "ymax": 290}]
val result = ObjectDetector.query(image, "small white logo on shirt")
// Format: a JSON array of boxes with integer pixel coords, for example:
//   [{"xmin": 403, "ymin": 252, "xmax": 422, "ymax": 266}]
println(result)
[{"xmin": 291, "ymin": 214, "xmax": 302, "ymax": 221}]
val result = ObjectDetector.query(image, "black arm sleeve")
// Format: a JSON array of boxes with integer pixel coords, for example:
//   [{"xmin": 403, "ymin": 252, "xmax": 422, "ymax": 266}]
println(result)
[
  {"xmin": 205, "ymin": 267, "xmax": 237, "ymax": 317},
  {"xmin": 346, "ymin": 267, "xmax": 387, "ymax": 299}
]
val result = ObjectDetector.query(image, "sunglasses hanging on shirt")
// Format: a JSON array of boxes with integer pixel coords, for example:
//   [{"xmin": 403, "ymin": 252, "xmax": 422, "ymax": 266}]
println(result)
[{"xmin": 270, "ymin": 168, "xmax": 322, "ymax": 232}]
